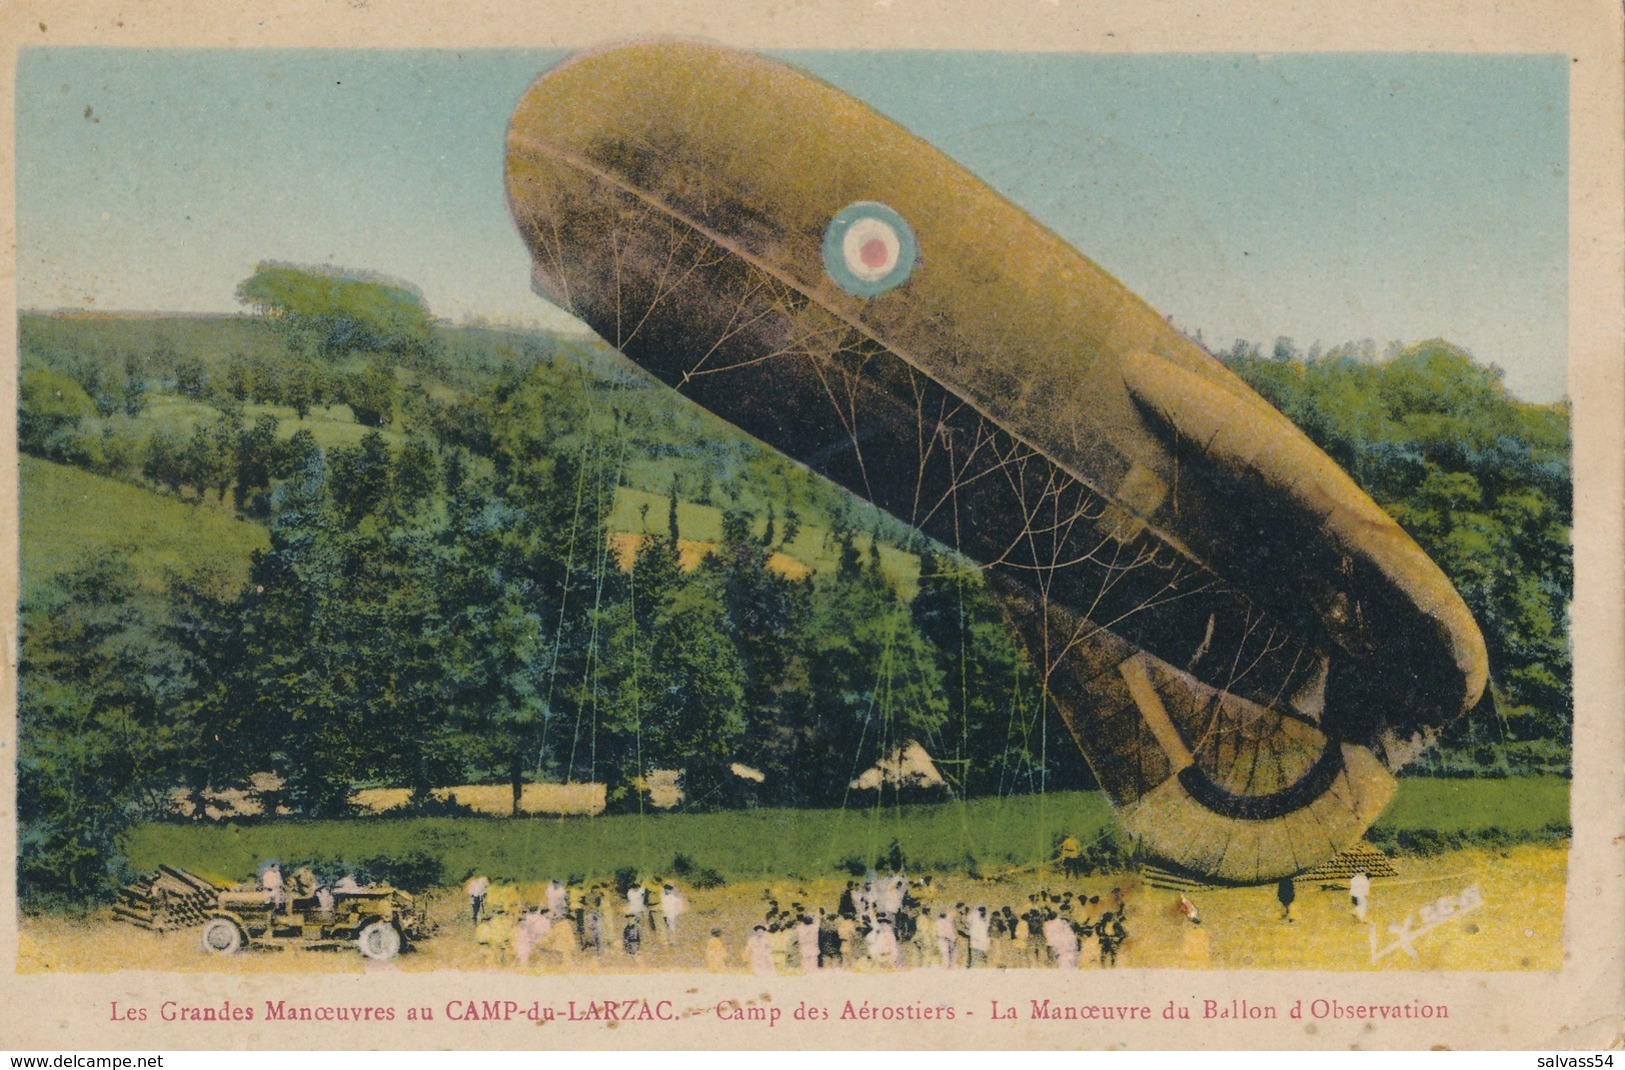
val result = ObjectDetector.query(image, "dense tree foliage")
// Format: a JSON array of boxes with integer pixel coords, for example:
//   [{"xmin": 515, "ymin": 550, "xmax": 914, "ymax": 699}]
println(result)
[
  {"xmin": 16, "ymin": 301, "xmax": 1571, "ymax": 903},
  {"xmin": 18, "ymin": 557, "xmax": 187, "ymax": 901},
  {"xmin": 1221, "ymin": 338, "xmax": 1571, "ymax": 775},
  {"xmin": 235, "ymin": 262, "xmax": 433, "ymax": 359}
]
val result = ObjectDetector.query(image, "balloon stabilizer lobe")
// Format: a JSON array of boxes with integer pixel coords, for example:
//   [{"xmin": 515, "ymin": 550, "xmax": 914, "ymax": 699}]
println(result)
[{"xmin": 504, "ymin": 41, "xmax": 1489, "ymax": 882}]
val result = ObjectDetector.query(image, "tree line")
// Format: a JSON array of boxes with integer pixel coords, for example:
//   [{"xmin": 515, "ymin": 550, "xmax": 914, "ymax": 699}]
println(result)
[
  {"xmin": 19, "ymin": 281, "xmax": 1068, "ymax": 904},
  {"xmin": 15, "ymin": 267, "xmax": 1572, "ymax": 904},
  {"xmin": 1220, "ymin": 336, "xmax": 1571, "ymax": 777}
]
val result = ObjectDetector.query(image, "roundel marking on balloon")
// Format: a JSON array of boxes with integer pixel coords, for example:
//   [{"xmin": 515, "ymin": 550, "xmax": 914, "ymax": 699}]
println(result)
[{"xmin": 822, "ymin": 202, "xmax": 918, "ymax": 297}]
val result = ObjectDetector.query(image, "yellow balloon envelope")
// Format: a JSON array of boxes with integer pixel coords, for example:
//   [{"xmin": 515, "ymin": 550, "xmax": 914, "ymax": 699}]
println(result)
[{"xmin": 505, "ymin": 41, "xmax": 1488, "ymax": 882}]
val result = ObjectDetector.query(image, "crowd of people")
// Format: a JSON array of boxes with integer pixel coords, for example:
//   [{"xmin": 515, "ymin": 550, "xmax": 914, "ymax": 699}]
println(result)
[
  {"xmin": 740, "ymin": 872, "xmax": 1136, "ymax": 972},
  {"xmin": 254, "ymin": 855, "xmax": 1375, "ymax": 972},
  {"xmin": 467, "ymin": 873, "xmax": 694, "ymax": 967},
  {"xmin": 462, "ymin": 869, "xmax": 1150, "ymax": 972}
]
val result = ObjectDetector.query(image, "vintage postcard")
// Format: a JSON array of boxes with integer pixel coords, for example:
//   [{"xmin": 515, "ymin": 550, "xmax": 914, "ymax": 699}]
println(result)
[{"xmin": 1, "ymin": 0, "xmax": 1621, "ymax": 1052}]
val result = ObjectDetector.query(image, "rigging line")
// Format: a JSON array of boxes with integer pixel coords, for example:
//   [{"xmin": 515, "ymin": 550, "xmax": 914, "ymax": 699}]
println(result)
[
  {"xmin": 834, "ymin": 596, "xmax": 906, "ymax": 821},
  {"xmin": 907, "ymin": 411, "xmax": 1020, "ymax": 535},
  {"xmin": 982, "ymin": 447, "xmax": 1057, "ymax": 574},
  {"xmin": 628, "ymin": 546, "xmax": 648, "ymax": 863},
  {"xmin": 985, "ymin": 525, "xmax": 1142, "ymax": 574},
  {"xmin": 1000, "ymin": 637, "xmax": 1040, "ymax": 801},
  {"xmin": 1293, "ymin": 732, "xmax": 1348, "ymax": 863},
  {"xmin": 1226, "ymin": 622, "xmax": 1299, "ymax": 696},
  {"xmin": 672, "ymin": 272, "xmax": 784, "ymax": 385},
  {"xmin": 1220, "ymin": 605, "xmax": 1269, "ymax": 697},
  {"xmin": 681, "ymin": 326, "xmax": 852, "ymax": 381},
  {"xmin": 908, "ymin": 373, "xmax": 934, "ymax": 527},
  {"xmin": 539, "ymin": 437, "xmax": 593, "ymax": 776},
  {"xmin": 904, "ymin": 375, "xmax": 977, "ymax": 529},
  {"xmin": 1262, "ymin": 711, "xmax": 1294, "ymax": 800},
  {"xmin": 618, "ymin": 214, "xmax": 718, "ymax": 352},
  {"xmin": 611, "ymin": 225, "xmax": 625, "ymax": 349},
  {"xmin": 804, "ymin": 353, "xmax": 877, "ymax": 506},
  {"xmin": 1036, "ymin": 573, "xmax": 1225, "ymax": 675},
  {"xmin": 558, "ymin": 379, "xmax": 612, "ymax": 782},
  {"xmin": 516, "ymin": 203, "xmax": 575, "ymax": 315},
  {"xmin": 568, "ymin": 434, "xmax": 626, "ymax": 781},
  {"xmin": 1196, "ymin": 611, "xmax": 1319, "ymax": 754},
  {"xmin": 997, "ymin": 643, "xmax": 1018, "ymax": 800},
  {"xmin": 881, "ymin": 610, "xmax": 905, "ymax": 830},
  {"xmin": 950, "ymin": 459, "xmax": 975, "ymax": 842}
]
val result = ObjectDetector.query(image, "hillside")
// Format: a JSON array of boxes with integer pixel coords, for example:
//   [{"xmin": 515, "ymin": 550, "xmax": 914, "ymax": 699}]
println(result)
[
  {"xmin": 14, "ymin": 284, "xmax": 1573, "ymax": 906},
  {"xmin": 18, "ymin": 310, "xmax": 920, "ymax": 579},
  {"xmin": 20, "ymin": 454, "xmax": 268, "ymax": 600}
]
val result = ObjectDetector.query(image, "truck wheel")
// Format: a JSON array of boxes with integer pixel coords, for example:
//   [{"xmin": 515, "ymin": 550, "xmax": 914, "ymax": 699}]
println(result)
[
  {"xmin": 201, "ymin": 917, "xmax": 245, "ymax": 955},
  {"xmin": 357, "ymin": 921, "xmax": 402, "ymax": 961}
]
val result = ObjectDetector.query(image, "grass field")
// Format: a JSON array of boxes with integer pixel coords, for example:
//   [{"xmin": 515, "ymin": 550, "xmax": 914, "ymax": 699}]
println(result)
[
  {"xmin": 20, "ymin": 455, "xmax": 269, "ymax": 599},
  {"xmin": 1366, "ymin": 775, "xmax": 1571, "ymax": 843},
  {"xmin": 23, "ymin": 778, "xmax": 1569, "ymax": 973},
  {"xmin": 22, "ymin": 841, "xmax": 1565, "ymax": 974},
  {"xmin": 608, "ymin": 485, "xmax": 922, "ymax": 596},
  {"xmin": 124, "ymin": 791, "xmax": 1117, "ymax": 888},
  {"xmin": 126, "ymin": 396, "xmax": 402, "ymax": 451},
  {"xmin": 121, "ymin": 778, "xmax": 1569, "ymax": 890}
]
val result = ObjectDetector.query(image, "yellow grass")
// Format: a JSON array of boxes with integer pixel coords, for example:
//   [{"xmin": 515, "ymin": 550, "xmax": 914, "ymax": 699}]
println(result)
[
  {"xmin": 605, "ymin": 532, "xmax": 812, "ymax": 581},
  {"xmin": 766, "ymin": 551, "xmax": 812, "ymax": 580},
  {"xmin": 349, "ymin": 783, "xmax": 607, "ymax": 817},
  {"xmin": 637, "ymin": 770, "xmax": 683, "ymax": 810},
  {"xmin": 19, "ymin": 844, "xmax": 1563, "ymax": 974},
  {"xmin": 605, "ymin": 532, "xmax": 719, "ymax": 572}
]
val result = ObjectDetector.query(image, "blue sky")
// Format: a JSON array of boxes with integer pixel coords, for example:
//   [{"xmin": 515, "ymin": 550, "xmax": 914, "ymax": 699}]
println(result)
[{"xmin": 15, "ymin": 49, "xmax": 1568, "ymax": 400}]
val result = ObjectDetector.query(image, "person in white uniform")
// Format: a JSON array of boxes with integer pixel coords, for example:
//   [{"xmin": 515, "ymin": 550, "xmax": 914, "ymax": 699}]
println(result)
[
  {"xmin": 1349, "ymin": 870, "xmax": 1372, "ymax": 922},
  {"xmin": 660, "ymin": 883, "xmax": 688, "ymax": 940},
  {"xmin": 967, "ymin": 906, "xmax": 991, "ymax": 967},
  {"xmin": 795, "ymin": 914, "xmax": 820, "ymax": 971}
]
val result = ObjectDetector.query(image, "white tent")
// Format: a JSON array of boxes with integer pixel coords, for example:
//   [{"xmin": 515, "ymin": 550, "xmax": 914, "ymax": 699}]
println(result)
[{"xmin": 849, "ymin": 741, "xmax": 946, "ymax": 792}]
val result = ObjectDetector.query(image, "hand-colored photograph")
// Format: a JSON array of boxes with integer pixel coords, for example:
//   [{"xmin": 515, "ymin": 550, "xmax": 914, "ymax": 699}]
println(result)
[{"xmin": 14, "ymin": 42, "xmax": 1572, "ymax": 984}]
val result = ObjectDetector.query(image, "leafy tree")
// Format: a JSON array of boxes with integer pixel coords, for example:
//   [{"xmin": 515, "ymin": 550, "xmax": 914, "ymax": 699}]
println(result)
[
  {"xmin": 275, "ymin": 428, "xmax": 322, "ymax": 482},
  {"xmin": 708, "ymin": 511, "xmax": 813, "ymax": 804},
  {"xmin": 234, "ymin": 449, "xmax": 354, "ymax": 814},
  {"xmin": 173, "ymin": 353, "xmax": 208, "ymax": 399},
  {"xmin": 18, "ymin": 370, "xmax": 92, "ymax": 453},
  {"xmin": 912, "ymin": 550, "xmax": 1042, "ymax": 796},
  {"xmin": 343, "ymin": 360, "xmax": 398, "ymax": 428},
  {"xmin": 1225, "ymin": 338, "xmax": 1571, "ymax": 773},
  {"xmin": 433, "ymin": 511, "xmax": 550, "ymax": 813},
  {"xmin": 644, "ymin": 576, "xmax": 749, "ymax": 807},
  {"xmin": 799, "ymin": 567, "xmax": 948, "ymax": 806},
  {"xmin": 18, "ymin": 557, "xmax": 183, "ymax": 902},
  {"xmin": 233, "ymin": 414, "xmax": 280, "ymax": 514},
  {"xmin": 179, "ymin": 420, "xmax": 233, "ymax": 503},
  {"xmin": 161, "ymin": 574, "xmax": 263, "ymax": 815},
  {"xmin": 236, "ymin": 262, "xmax": 433, "ymax": 359},
  {"xmin": 328, "ymin": 431, "xmax": 394, "ymax": 527},
  {"xmin": 142, "ymin": 430, "xmax": 184, "ymax": 494},
  {"xmin": 393, "ymin": 437, "xmax": 441, "ymax": 513},
  {"xmin": 121, "ymin": 352, "xmax": 150, "ymax": 416}
]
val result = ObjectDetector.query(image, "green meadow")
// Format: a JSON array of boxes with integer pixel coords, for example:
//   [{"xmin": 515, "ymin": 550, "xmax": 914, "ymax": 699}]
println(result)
[
  {"xmin": 608, "ymin": 485, "xmax": 921, "ymax": 594},
  {"xmin": 20, "ymin": 455, "xmax": 268, "ymax": 599},
  {"xmin": 122, "ymin": 777, "xmax": 1569, "ymax": 889}
]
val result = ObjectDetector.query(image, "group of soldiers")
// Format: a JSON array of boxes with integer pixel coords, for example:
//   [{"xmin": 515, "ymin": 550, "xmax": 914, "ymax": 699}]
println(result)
[
  {"xmin": 257, "ymin": 861, "xmax": 370, "ymax": 915},
  {"xmin": 466, "ymin": 873, "xmax": 689, "ymax": 967},
  {"xmin": 458, "ymin": 865, "xmax": 1160, "ymax": 972},
  {"xmin": 737, "ymin": 874, "xmax": 1133, "ymax": 972}
]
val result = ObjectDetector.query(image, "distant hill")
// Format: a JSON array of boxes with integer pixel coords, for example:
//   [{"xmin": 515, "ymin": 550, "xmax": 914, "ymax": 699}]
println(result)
[
  {"xmin": 20, "ymin": 454, "xmax": 268, "ymax": 601},
  {"xmin": 18, "ymin": 309, "xmax": 924, "ymax": 587}
]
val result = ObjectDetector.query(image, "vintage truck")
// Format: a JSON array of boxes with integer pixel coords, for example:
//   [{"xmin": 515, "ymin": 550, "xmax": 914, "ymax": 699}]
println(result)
[
  {"xmin": 118, "ymin": 867, "xmax": 428, "ymax": 960},
  {"xmin": 200, "ymin": 884, "xmax": 427, "ymax": 961}
]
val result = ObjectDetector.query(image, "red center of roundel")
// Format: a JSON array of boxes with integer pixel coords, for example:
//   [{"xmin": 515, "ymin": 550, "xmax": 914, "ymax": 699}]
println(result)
[{"xmin": 859, "ymin": 238, "xmax": 890, "ymax": 268}]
